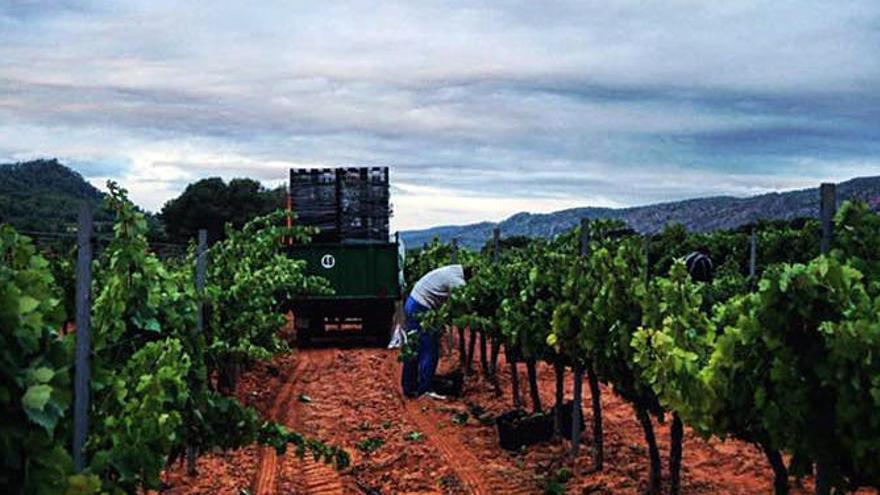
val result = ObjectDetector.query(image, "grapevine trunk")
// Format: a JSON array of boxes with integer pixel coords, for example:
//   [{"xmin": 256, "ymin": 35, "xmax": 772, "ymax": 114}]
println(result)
[
  {"xmin": 636, "ymin": 405, "xmax": 662, "ymax": 495},
  {"xmin": 762, "ymin": 446, "xmax": 790, "ymax": 495},
  {"xmin": 571, "ymin": 364, "xmax": 584, "ymax": 460},
  {"xmin": 508, "ymin": 345, "xmax": 523, "ymax": 409},
  {"xmin": 670, "ymin": 413, "xmax": 684, "ymax": 495},
  {"xmin": 587, "ymin": 363, "xmax": 604, "ymax": 471},
  {"xmin": 467, "ymin": 327, "xmax": 477, "ymax": 373},
  {"xmin": 526, "ymin": 358, "xmax": 542, "ymax": 413},
  {"xmin": 479, "ymin": 331, "xmax": 488, "ymax": 373},
  {"xmin": 553, "ymin": 359, "xmax": 565, "ymax": 438}
]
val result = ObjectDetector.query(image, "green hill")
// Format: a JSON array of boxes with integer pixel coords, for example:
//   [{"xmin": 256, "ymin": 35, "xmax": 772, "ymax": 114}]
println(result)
[
  {"xmin": 0, "ymin": 158, "xmax": 111, "ymax": 234},
  {"xmin": 0, "ymin": 159, "xmax": 278, "ymax": 247}
]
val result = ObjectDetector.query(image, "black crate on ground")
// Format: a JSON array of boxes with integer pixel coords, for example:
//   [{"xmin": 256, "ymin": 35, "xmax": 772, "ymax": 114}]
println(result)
[
  {"xmin": 496, "ymin": 410, "xmax": 554, "ymax": 451},
  {"xmin": 430, "ymin": 369, "xmax": 463, "ymax": 397}
]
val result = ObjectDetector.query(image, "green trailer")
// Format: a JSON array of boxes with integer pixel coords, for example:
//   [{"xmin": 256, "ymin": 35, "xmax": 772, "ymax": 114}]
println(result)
[
  {"xmin": 286, "ymin": 167, "xmax": 402, "ymax": 346},
  {"xmin": 288, "ymin": 242, "xmax": 402, "ymax": 345}
]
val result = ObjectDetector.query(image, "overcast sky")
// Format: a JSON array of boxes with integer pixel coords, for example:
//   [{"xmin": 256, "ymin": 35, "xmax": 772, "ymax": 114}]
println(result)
[{"xmin": 2, "ymin": 1, "xmax": 879, "ymax": 230}]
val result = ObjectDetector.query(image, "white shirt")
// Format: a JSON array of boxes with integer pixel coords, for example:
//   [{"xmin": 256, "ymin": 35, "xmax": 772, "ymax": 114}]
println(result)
[{"xmin": 410, "ymin": 265, "xmax": 466, "ymax": 309}]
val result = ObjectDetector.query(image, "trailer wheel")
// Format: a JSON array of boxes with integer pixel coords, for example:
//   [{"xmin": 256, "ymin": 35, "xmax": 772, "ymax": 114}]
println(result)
[
  {"xmin": 364, "ymin": 301, "xmax": 396, "ymax": 346},
  {"xmin": 294, "ymin": 309, "xmax": 314, "ymax": 347}
]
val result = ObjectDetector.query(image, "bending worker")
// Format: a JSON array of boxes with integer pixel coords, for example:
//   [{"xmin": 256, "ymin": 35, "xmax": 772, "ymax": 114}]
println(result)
[{"xmin": 401, "ymin": 264, "xmax": 468, "ymax": 399}]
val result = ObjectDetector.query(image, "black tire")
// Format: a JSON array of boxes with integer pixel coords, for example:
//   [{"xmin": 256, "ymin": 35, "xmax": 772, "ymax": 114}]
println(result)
[
  {"xmin": 363, "ymin": 301, "xmax": 395, "ymax": 346},
  {"xmin": 294, "ymin": 307, "xmax": 314, "ymax": 347}
]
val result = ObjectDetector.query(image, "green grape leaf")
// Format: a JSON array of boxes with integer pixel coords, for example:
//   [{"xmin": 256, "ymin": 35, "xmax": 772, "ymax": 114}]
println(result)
[
  {"xmin": 31, "ymin": 367, "xmax": 55, "ymax": 384},
  {"xmin": 19, "ymin": 295, "xmax": 39, "ymax": 314},
  {"xmin": 22, "ymin": 384, "xmax": 52, "ymax": 411},
  {"xmin": 144, "ymin": 318, "xmax": 161, "ymax": 332}
]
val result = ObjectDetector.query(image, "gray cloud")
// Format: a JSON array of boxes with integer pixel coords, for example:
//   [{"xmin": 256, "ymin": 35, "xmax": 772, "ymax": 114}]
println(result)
[{"xmin": 1, "ymin": 1, "xmax": 879, "ymax": 228}]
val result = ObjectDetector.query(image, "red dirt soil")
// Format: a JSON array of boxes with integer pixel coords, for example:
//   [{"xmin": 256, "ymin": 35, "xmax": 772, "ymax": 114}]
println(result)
[{"xmin": 163, "ymin": 333, "xmax": 878, "ymax": 495}]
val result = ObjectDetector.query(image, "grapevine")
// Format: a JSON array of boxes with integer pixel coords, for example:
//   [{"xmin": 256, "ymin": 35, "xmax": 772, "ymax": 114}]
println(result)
[
  {"xmin": 411, "ymin": 201, "xmax": 880, "ymax": 494},
  {"xmin": 0, "ymin": 182, "xmax": 348, "ymax": 493}
]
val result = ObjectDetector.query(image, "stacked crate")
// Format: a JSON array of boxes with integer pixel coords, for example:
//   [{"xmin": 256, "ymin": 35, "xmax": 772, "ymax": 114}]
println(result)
[{"xmin": 289, "ymin": 167, "xmax": 391, "ymax": 242}]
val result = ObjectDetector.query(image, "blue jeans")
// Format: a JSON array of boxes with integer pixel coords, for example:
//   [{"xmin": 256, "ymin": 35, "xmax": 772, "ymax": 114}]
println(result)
[{"xmin": 401, "ymin": 296, "xmax": 439, "ymax": 397}]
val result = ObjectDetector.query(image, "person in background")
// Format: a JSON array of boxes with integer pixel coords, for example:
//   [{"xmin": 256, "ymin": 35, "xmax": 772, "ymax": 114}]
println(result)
[
  {"xmin": 684, "ymin": 250, "xmax": 715, "ymax": 312},
  {"xmin": 684, "ymin": 251, "xmax": 713, "ymax": 283},
  {"xmin": 401, "ymin": 264, "xmax": 469, "ymax": 399}
]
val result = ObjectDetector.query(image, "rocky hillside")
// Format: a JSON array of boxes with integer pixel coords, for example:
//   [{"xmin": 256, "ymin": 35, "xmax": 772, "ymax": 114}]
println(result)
[{"xmin": 401, "ymin": 176, "xmax": 880, "ymax": 250}]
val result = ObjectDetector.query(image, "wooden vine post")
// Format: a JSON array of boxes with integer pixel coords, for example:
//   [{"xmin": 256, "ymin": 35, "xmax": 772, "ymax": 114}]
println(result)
[
  {"xmin": 815, "ymin": 182, "xmax": 836, "ymax": 495},
  {"xmin": 186, "ymin": 229, "xmax": 208, "ymax": 476},
  {"xmin": 498, "ymin": 230, "xmax": 522, "ymax": 408},
  {"xmin": 641, "ymin": 233, "xmax": 662, "ymax": 493},
  {"xmin": 196, "ymin": 229, "xmax": 207, "ymax": 354},
  {"xmin": 820, "ymin": 183, "xmax": 836, "ymax": 255},
  {"xmin": 460, "ymin": 238, "xmax": 477, "ymax": 374},
  {"xmin": 449, "ymin": 237, "xmax": 470, "ymax": 370},
  {"xmin": 572, "ymin": 220, "xmax": 587, "ymax": 452},
  {"xmin": 749, "ymin": 226, "xmax": 757, "ymax": 279},
  {"xmin": 73, "ymin": 204, "xmax": 93, "ymax": 472},
  {"xmin": 446, "ymin": 239, "xmax": 454, "ymax": 351},
  {"xmin": 489, "ymin": 228, "xmax": 503, "ymax": 394},
  {"xmin": 467, "ymin": 325, "xmax": 478, "ymax": 374},
  {"xmin": 478, "ymin": 307, "xmax": 489, "ymax": 375},
  {"xmin": 584, "ymin": 222, "xmax": 605, "ymax": 471}
]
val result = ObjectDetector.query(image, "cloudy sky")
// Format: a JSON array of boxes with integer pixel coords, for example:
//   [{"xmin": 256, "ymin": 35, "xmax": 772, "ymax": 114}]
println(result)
[{"xmin": 1, "ymin": 1, "xmax": 879, "ymax": 230}]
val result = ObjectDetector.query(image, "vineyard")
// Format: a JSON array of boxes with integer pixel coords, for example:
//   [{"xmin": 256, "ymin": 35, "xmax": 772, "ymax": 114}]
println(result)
[
  {"xmin": 3, "ymin": 180, "xmax": 880, "ymax": 494},
  {"xmin": 405, "ymin": 189, "xmax": 880, "ymax": 495},
  {"xmin": 1, "ymin": 182, "xmax": 347, "ymax": 494}
]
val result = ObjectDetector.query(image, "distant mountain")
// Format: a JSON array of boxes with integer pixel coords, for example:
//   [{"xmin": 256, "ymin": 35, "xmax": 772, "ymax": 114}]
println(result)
[
  {"xmin": 0, "ymin": 158, "xmax": 110, "ymax": 233},
  {"xmin": 401, "ymin": 176, "xmax": 880, "ymax": 250}
]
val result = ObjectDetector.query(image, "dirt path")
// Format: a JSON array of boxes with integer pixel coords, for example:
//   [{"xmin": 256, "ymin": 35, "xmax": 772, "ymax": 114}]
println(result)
[
  {"xmin": 164, "ymin": 339, "xmax": 879, "ymax": 494},
  {"xmin": 273, "ymin": 349, "xmax": 464, "ymax": 494},
  {"xmin": 384, "ymin": 354, "xmax": 531, "ymax": 495},
  {"xmin": 273, "ymin": 350, "xmax": 347, "ymax": 494}
]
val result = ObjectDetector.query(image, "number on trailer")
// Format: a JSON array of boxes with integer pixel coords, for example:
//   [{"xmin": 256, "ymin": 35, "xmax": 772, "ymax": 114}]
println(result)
[{"xmin": 321, "ymin": 254, "xmax": 336, "ymax": 269}]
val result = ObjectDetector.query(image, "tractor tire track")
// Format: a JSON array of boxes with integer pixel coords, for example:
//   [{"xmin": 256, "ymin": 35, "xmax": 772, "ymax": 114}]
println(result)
[
  {"xmin": 252, "ymin": 356, "xmax": 306, "ymax": 495},
  {"xmin": 277, "ymin": 350, "xmax": 346, "ymax": 495},
  {"xmin": 383, "ymin": 354, "xmax": 531, "ymax": 495}
]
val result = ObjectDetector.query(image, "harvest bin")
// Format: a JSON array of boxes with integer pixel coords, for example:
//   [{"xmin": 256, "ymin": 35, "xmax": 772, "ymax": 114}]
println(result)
[
  {"xmin": 496, "ymin": 401, "xmax": 584, "ymax": 451},
  {"xmin": 287, "ymin": 241, "xmax": 401, "ymax": 346},
  {"xmin": 430, "ymin": 369, "xmax": 464, "ymax": 397},
  {"xmin": 497, "ymin": 411, "xmax": 553, "ymax": 450},
  {"xmin": 290, "ymin": 167, "xmax": 391, "ymax": 242}
]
